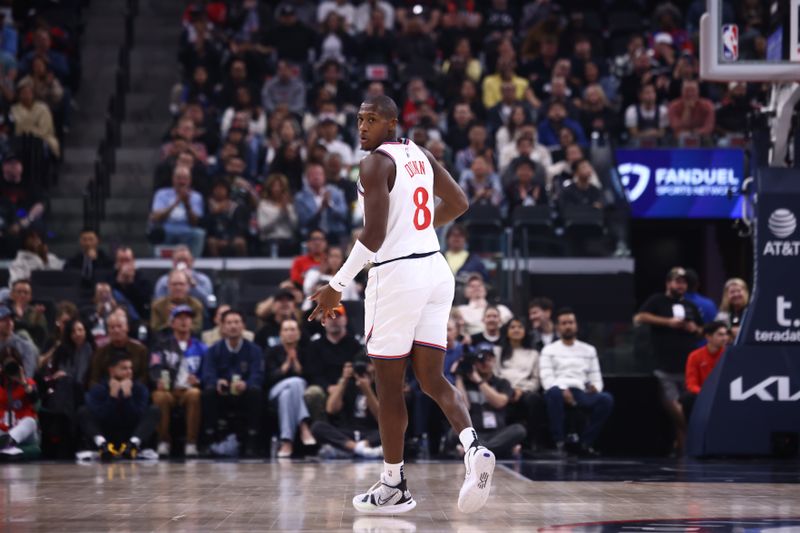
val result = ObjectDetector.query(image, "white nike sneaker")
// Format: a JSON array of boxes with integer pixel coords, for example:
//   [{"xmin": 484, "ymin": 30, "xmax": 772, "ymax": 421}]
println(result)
[
  {"xmin": 457, "ymin": 444, "xmax": 495, "ymax": 513},
  {"xmin": 353, "ymin": 477, "xmax": 417, "ymax": 514}
]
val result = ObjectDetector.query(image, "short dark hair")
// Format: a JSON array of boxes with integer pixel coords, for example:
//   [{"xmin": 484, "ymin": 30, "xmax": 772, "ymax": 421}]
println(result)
[
  {"xmin": 555, "ymin": 307, "xmax": 576, "ymax": 321},
  {"xmin": 11, "ymin": 278, "xmax": 31, "ymax": 289},
  {"xmin": 571, "ymin": 157, "xmax": 590, "ymax": 174},
  {"xmin": 361, "ymin": 94, "xmax": 398, "ymax": 120},
  {"xmin": 211, "ymin": 179, "xmax": 231, "ymax": 195},
  {"xmin": 0, "ymin": 346, "xmax": 23, "ymax": 369},
  {"xmin": 308, "ymin": 229, "xmax": 327, "ymax": 241},
  {"xmin": 529, "ymin": 297, "xmax": 554, "ymax": 312},
  {"xmin": 108, "ymin": 349, "xmax": 132, "ymax": 369},
  {"xmin": 220, "ymin": 309, "xmax": 243, "ymax": 323},
  {"xmin": 703, "ymin": 320, "xmax": 729, "ymax": 336},
  {"xmin": 684, "ymin": 268, "xmax": 700, "ymax": 291},
  {"xmin": 80, "ymin": 227, "xmax": 98, "ymax": 236},
  {"xmin": 639, "ymin": 83, "xmax": 656, "ymax": 94},
  {"xmin": 446, "ymin": 223, "xmax": 468, "ymax": 240},
  {"xmin": 515, "ymin": 158, "xmax": 536, "ymax": 172}
]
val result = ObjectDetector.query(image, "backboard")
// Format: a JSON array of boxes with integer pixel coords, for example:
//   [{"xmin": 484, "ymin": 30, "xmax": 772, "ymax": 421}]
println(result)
[{"xmin": 700, "ymin": 0, "xmax": 800, "ymax": 81}]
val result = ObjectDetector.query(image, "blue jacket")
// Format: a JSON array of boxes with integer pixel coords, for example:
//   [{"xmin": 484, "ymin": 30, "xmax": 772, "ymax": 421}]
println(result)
[
  {"xmin": 537, "ymin": 118, "xmax": 588, "ymax": 148},
  {"xmin": 85, "ymin": 378, "xmax": 149, "ymax": 423},
  {"xmin": 686, "ymin": 292, "xmax": 718, "ymax": 325},
  {"xmin": 295, "ymin": 185, "xmax": 348, "ymax": 237},
  {"xmin": 148, "ymin": 331, "xmax": 207, "ymax": 389},
  {"xmin": 202, "ymin": 339, "xmax": 264, "ymax": 389}
]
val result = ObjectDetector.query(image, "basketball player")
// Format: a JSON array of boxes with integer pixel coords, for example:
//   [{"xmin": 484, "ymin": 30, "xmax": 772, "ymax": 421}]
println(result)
[{"xmin": 309, "ymin": 95, "xmax": 496, "ymax": 514}]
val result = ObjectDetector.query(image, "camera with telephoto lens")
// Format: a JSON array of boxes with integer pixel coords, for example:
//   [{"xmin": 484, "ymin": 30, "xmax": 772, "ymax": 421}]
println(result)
[
  {"xmin": 3, "ymin": 361, "xmax": 20, "ymax": 376},
  {"xmin": 353, "ymin": 361, "xmax": 368, "ymax": 377},
  {"xmin": 457, "ymin": 353, "xmax": 479, "ymax": 377}
]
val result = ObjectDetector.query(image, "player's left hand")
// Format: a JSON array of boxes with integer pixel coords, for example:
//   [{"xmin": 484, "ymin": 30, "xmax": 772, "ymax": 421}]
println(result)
[{"xmin": 308, "ymin": 285, "xmax": 342, "ymax": 323}]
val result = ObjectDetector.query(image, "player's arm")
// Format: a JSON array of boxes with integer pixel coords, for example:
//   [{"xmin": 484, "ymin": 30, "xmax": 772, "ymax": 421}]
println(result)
[
  {"xmin": 420, "ymin": 147, "xmax": 469, "ymax": 228},
  {"xmin": 633, "ymin": 311, "xmax": 679, "ymax": 328},
  {"xmin": 357, "ymin": 153, "xmax": 392, "ymax": 251},
  {"xmin": 308, "ymin": 153, "xmax": 392, "ymax": 322}
]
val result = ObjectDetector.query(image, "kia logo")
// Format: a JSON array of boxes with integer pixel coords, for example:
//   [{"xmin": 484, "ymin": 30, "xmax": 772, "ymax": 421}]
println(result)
[
  {"xmin": 768, "ymin": 208, "xmax": 797, "ymax": 239},
  {"xmin": 617, "ymin": 163, "xmax": 650, "ymax": 202}
]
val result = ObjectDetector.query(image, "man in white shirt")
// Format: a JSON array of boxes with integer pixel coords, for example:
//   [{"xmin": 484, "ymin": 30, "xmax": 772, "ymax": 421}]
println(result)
[
  {"xmin": 456, "ymin": 274, "xmax": 512, "ymax": 336},
  {"xmin": 539, "ymin": 308, "xmax": 613, "ymax": 456}
]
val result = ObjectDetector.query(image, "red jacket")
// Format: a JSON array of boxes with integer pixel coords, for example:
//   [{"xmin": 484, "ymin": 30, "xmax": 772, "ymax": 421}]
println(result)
[
  {"xmin": 685, "ymin": 345, "xmax": 725, "ymax": 394},
  {"xmin": 0, "ymin": 377, "xmax": 38, "ymax": 431},
  {"xmin": 290, "ymin": 254, "xmax": 322, "ymax": 285}
]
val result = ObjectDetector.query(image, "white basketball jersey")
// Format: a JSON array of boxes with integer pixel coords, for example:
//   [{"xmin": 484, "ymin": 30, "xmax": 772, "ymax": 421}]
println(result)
[{"xmin": 357, "ymin": 138, "xmax": 441, "ymax": 263}]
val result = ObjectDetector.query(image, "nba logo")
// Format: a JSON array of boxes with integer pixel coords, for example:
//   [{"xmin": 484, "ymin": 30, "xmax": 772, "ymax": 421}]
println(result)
[{"xmin": 722, "ymin": 24, "xmax": 739, "ymax": 61}]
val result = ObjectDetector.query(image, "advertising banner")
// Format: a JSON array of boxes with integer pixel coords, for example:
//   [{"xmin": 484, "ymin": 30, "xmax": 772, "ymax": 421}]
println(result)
[
  {"xmin": 616, "ymin": 148, "xmax": 744, "ymax": 219},
  {"xmin": 688, "ymin": 167, "xmax": 800, "ymax": 457}
]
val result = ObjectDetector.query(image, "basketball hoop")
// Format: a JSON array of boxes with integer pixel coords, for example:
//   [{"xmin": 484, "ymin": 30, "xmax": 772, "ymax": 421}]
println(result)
[{"xmin": 700, "ymin": 0, "xmax": 800, "ymax": 167}]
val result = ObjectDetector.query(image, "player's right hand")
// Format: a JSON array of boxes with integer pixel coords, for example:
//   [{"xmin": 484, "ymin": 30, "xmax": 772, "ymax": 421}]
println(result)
[{"xmin": 308, "ymin": 285, "xmax": 342, "ymax": 324}]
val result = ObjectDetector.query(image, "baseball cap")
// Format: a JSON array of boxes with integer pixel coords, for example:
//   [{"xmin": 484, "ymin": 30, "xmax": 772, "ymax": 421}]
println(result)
[
  {"xmin": 466, "ymin": 273, "xmax": 484, "ymax": 284},
  {"xmin": 0, "ymin": 305, "xmax": 11, "ymax": 319},
  {"xmin": 274, "ymin": 288, "xmax": 295, "ymax": 301},
  {"xmin": 666, "ymin": 267, "xmax": 687, "ymax": 281},
  {"xmin": 474, "ymin": 349, "xmax": 495, "ymax": 362},
  {"xmin": 654, "ymin": 32, "xmax": 674, "ymax": 46},
  {"xmin": 170, "ymin": 304, "xmax": 195, "ymax": 321}
]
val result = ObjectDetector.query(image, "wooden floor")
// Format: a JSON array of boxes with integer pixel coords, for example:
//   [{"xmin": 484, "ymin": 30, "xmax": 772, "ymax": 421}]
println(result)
[{"xmin": 1, "ymin": 460, "xmax": 799, "ymax": 532}]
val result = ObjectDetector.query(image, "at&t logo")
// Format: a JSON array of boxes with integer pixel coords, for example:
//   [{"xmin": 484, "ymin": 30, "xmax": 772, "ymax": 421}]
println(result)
[
  {"xmin": 768, "ymin": 208, "xmax": 797, "ymax": 238},
  {"xmin": 763, "ymin": 208, "xmax": 800, "ymax": 256}
]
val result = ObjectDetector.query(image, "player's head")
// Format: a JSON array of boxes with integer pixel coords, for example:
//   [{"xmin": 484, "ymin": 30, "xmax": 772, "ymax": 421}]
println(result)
[{"xmin": 358, "ymin": 95, "xmax": 398, "ymax": 151}]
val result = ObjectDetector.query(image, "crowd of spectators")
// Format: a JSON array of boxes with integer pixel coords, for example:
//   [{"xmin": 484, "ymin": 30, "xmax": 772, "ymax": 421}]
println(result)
[
  {"xmin": 137, "ymin": 0, "xmax": 771, "ymax": 260},
  {"xmin": 0, "ymin": 224, "xmax": 746, "ymax": 461},
  {"xmin": 1, "ymin": 1, "xmax": 762, "ymax": 461},
  {"xmin": 0, "ymin": 5, "xmax": 82, "ymax": 260}
]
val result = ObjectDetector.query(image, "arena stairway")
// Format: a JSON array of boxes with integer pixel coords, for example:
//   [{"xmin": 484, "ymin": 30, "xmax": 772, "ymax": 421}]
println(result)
[{"xmin": 50, "ymin": 0, "xmax": 182, "ymax": 259}]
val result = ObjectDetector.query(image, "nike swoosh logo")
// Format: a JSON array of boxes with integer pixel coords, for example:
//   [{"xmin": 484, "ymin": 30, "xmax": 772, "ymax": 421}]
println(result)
[{"xmin": 376, "ymin": 495, "xmax": 395, "ymax": 506}]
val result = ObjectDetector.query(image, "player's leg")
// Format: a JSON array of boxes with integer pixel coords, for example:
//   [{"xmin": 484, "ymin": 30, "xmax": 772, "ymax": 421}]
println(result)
[
  {"xmin": 352, "ymin": 356, "xmax": 417, "ymax": 514},
  {"xmin": 373, "ymin": 357, "xmax": 409, "ymax": 466},
  {"xmin": 353, "ymin": 263, "xmax": 419, "ymax": 514},
  {"xmin": 409, "ymin": 346, "xmax": 470, "ymax": 433},
  {"xmin": 411, "ymin": 253, "xmax": 495, "ymax": 514}
]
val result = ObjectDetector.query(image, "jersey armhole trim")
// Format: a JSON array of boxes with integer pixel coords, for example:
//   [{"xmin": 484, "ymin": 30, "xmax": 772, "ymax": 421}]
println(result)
[{"xmin": 373, "ymin": 148, "xmax": 395, "ymax": 162}]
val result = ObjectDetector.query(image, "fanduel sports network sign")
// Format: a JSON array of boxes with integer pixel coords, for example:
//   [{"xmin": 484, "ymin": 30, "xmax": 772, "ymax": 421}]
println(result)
[
  {"xmin": 615, "ymin": 148, "xmax": 744, "ymax": 218},
  {"xmin": 688, "ymin": 167, "xmax": 800, "ymax": 457}
]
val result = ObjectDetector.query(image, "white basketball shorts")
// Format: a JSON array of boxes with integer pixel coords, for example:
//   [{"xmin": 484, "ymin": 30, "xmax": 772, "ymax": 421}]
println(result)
[{"xmin": 364, "ymin": 252, "xmax": 454, "ymax": 359}]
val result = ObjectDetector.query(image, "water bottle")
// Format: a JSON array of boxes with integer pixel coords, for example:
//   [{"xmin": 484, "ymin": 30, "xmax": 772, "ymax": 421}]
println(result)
[
  {"xmin": 160, "ymin": 369, "xmax": 171, "ymax": 391},
  {"xmin": 353, "ymin": 430, "xmax": 361, "ymax": 444},
  {"xmin": 419, "ymin": 433, "xmax": 430, "ymax": 460},
  {"xmin": 137, "ymin": 324, "xmax": 148, "ymax": 343},
  {"xmin": 270, "ymin": 436, "xmax": 279, "ymax": 458}
]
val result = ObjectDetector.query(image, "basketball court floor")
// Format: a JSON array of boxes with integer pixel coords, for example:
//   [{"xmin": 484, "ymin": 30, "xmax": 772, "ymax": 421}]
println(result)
[{"xmin": 2, "ymin": 458, "xmax": 799, "ymax": 532}]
